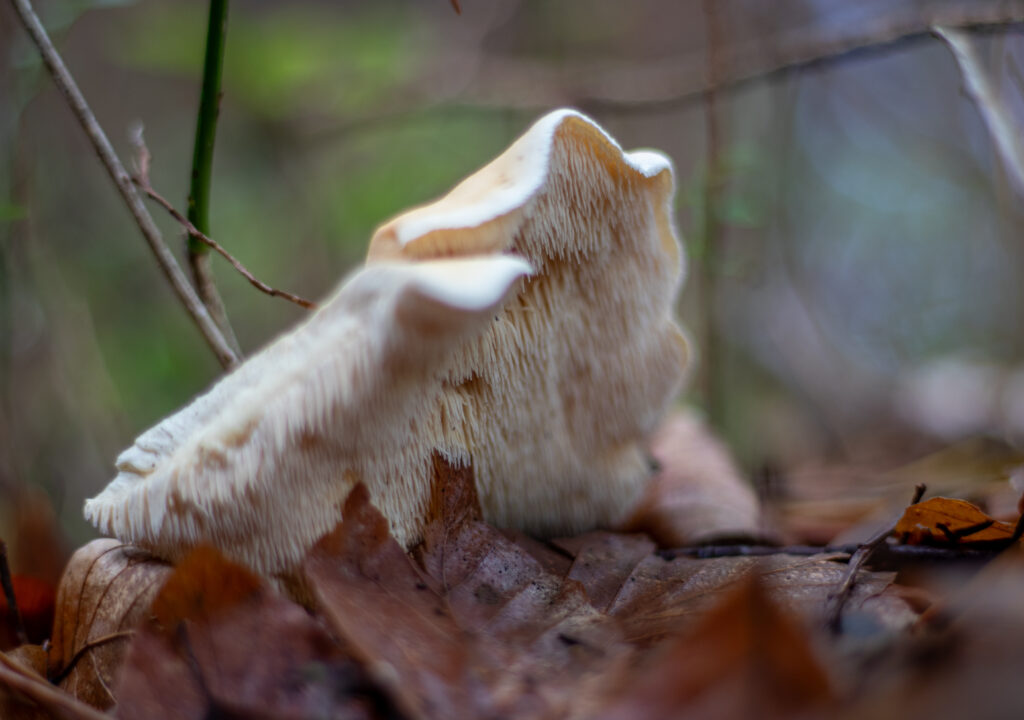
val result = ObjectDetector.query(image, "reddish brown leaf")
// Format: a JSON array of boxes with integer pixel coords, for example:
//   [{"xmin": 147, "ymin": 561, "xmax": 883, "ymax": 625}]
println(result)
[
  {"xmin": 0, "ymin": 647, "xmax": 106, "ymax": 720},
  {"xmin": 308, "ymin": 472, "xmax": 631, "ymax": 719},
  {"xmin": 116, "ymin": 546, "xmax": 383, "ymax": 719},
  {"xmin": 894, "ymin": 497, "xmax": 1016, "ymax": 546},
  {"xmin": 415, "ymin": 463, "xmax": 627, "ymax": 674},
  {"xmin": 3, "ymin": 486, "xmax": 70, "ymax": 588},
  {"xmin": 559, "ymin": 537, "xmax": 915, "ymax": 646},
  {"xmin": 594, "ymin": 573, "xmax": 834, "ymax": 720},
  {"xmin": 621, "ymin": 411, "xmax": 767, "ymax": 546},
  {"xmin": 304, "ymin": 483, "xmax": 485, "ymax": 719},
  {"xmin": 149, "ymin": 545, "xmax": 262, "ymax": 635},
  {"xmin": 50, "ymin": 539, "xmax": 171, "ymax": 710},
  {"xmin": 849, "ymin": 550, "xmax": 1024, "ymax": 719},
  {"xmin": 0, "ymin": 576, "xmax": 55, "ymax": 649},
  {"xmin": 555, "ymin": 532, "xmax": 656, "ymax": 613},
  {"xmin": 0, "ymin": 647, "xmax": 49, "ymax": 720}
]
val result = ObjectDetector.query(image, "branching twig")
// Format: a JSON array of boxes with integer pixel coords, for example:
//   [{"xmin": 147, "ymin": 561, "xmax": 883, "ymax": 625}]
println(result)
[
  {"xmin": 8, "ymin": 0, "xmax": 240, "ymax": 370},
  {"xmin": 131, "ymin": 148, "xmax": 314, "ymax": 310},
  {"xmin": 0, "ymin": 540, "xmax": 27, "ymax": 646},
  {"xmin": 186, "ymin": 0, "xmax": 240, "ymax": 356},
  {"xmin": 579, "ymin": 12, "xmax": 1024, "ymax": 113},
  {"xmin": 935, "ymin": 25, "xmax": 1024, "ymax": 200}
]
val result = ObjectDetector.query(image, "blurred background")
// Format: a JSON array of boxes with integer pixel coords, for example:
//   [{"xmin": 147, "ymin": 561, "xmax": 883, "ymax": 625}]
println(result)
[{"xmin": 3, "ymin": 0, "xmax": 1024, "ymax": 560}]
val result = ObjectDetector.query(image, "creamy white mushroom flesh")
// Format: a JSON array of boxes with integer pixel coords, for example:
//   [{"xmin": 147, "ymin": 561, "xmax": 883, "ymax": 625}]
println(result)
[{"xmin": 368, "ymin": 109, "xmax": 688, "ymax": 539}]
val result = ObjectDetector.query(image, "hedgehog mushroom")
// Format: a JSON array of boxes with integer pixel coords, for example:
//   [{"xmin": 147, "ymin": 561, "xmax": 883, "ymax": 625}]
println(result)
[
  {"xmin": 368, "ymin": 109, "xmax": 688, "ymax": 538},
  {"xmin": 84, "ymin": 109, "xmax": 688, "ymax": 580}
]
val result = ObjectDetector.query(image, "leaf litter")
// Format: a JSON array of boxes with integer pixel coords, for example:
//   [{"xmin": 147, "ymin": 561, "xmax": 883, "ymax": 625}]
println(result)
[{"xmin": 6, "ymin": 450, "xmax": 1024, "ymax": 717}]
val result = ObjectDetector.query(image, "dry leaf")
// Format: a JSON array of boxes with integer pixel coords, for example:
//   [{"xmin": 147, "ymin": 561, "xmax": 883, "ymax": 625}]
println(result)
[
  {"xmin": 849, "ymin": 550, "xmax": 1024, "ymax": 720},
  {"xmin": 305, "ymin": 462, "xmax": 632, "ymax": 720},
  {"xmin": 0, "ymin": 647, "xmax": 49, "ymax": 720},
  {"xmin": 415, "ymin": 463, "xmax": 629, "ymax": 710},
  {"xmin": 557, "ymin": 538, "xmax": 916, "ymax": 646},
  {"xmin": 622, "ymin": 411, "xmax": 766, "ymax": 545},
  {"xmin": 0, "ymin": 576, "xmax": 55, "ymax": 650},
  {"xmin": 594, "ymin": 574, "xmax": 834, "ymax": 720},
  {"xmin": 50, "ymin": 539, "xmax": 171, "ymax": 709},
  {"xmin": 304, "ymin": 482, "xmax": 487, "ymax": 719},
  {"xmin": 305, "ymin": 464, "xmax": 912, "ymax": 718},
  {"xmin": 2, "ymin": 485, "xmax": 70, "ymax": 588},
  {"xmin": 115, "ymin": 547, "xmax": 383, "ymax": 720},
  {"xmin": 894, "ymin": 497, "xmax": 1016, "ymax": 547},
  {"xmin": 0, "ymin": 647, "xmax": 106, "ymax": 720}
]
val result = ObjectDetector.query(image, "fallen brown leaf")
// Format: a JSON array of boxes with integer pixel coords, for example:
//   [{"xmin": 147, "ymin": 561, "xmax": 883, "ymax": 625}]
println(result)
[
  {"xmin": 558, "ymin": 537, "xmax": 916, "ymax": 646},
  {"xmin": 849, "ymin": 549, "xmax": 1024, "ymax": 720},
  {"xmin": 0, "ymin": 647, "xmax": 106, "ymax": 720},
  {"xmin": 49, "ymin": 538, "xmax": 171, "ymax": 709},
  {"xmin": 115, "ymin": 546, "xmax": 386, "ymax": 720},
  {"xmin": 594, "ymin": 573, "xmax": 834, "ymax": 720},
  {"xmin": 622, "ymin": 411, "xmax": 767, "ymax": 546},
  {"xmin": 0, "ymin": 575, "xmax": 55, "ymax": 650},
  {"xmin": 304, "ymin": 482, "xmax": 491, "ymax": 719},
  {"xmin": 36, "ymin": 454, "xmax": 921, "ymax": 718},
  {"xmin": 2, "ymin": 485, "xmax": 70, "ymax": 588},
  {"xmin": 894, "ymin": 496, "xmax": 1016, "ymax": 547},
  {"xmin": 306, "ymin": 463, "xmax": 633, "ymax": 720}
]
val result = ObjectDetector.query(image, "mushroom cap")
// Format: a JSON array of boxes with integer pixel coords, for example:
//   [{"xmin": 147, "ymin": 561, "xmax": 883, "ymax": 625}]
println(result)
[
  {"xmin": 85, "ymin": 256, "xmax": 533, "ymax": 575},
  {"xmin": 368, "ymin": 108, "xmax": 689, "ymax": 538}
]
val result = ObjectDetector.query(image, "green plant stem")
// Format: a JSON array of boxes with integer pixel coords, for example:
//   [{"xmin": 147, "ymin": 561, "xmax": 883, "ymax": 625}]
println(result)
[
  {"xmin": 188, "ymin": 0, "xmax": 228, "ymax": 248},
  {"xmin": 8, "ymin": 0, "xmax": 240, "ymax": 369},
  {"xmin": 186, "ymin": 0, "xmax": 240, "ymax": 356}
]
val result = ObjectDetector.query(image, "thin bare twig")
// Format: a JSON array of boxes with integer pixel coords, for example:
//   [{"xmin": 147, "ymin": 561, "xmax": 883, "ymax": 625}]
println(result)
[
  {"xmin": 130, "ymin": 148, "xmax": 315, "ymax": 310},
  {"xmin": 0, "ymin": 540, "xmax": 27, "ymax": 646},
  {"xmin": 665, "ymin": 542, "xmax": 1002, "ymax": 565},
  {"xmin": 0, "ymin": 652, "xmax": 109, "ymax": 720},
  {"xmin": 824, "ymin": 522, "xmax": 897, "ymax": 634},
  {"xmin": 911, "ymin": 482, "xmax": 928, "ymax": 505},
  {"xmin": 1009, "ymin": 512, "xmax": 1024, "ymax": 543},
  {"xmin": 577, "ymin": 11, "xmax": 1024, "ymax": 112},
  {"xmin": 8, "ymin": 0, "xmax": 240, "ymax": 370},
  {"xmin": 825, "ymin": 484, "xmax": 928, "ymax": 633},
  {"xmin": 935, "ymin": 26, "xmax": 1024, "ymax": 199}
]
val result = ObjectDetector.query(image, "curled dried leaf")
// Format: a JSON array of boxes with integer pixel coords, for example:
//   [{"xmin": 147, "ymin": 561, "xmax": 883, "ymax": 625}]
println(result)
[
  {"xmin": 50, "ymin": 539, "xmax": 171, "ymax": 710},
  {"xmin": 115, "ymin": 547, "xmax": 383, "ymax": 720},
  {"xmin": 894, "ymin": 497, "xmax": 1016, "ymax": 547}
]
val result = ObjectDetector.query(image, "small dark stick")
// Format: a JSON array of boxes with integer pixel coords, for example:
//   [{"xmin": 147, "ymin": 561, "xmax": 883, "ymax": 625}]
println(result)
[
  {"xmin": 825, "ymin": 483, "xmax": 926, "ymax": 633},
  {"xmin": 1011, "ymin": 512, "xmax": 1024, "ymax": 544},
  {"xmin": 942, "ymin": 519, "xmax": 995, "ymax": 541},
  {"xmin": 911, "ymin": 482, "xmax": 927, "ymax": 505},
  {"xmin": 0, "ymin": 540, "xmax": 28, "ymax": 646}
]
